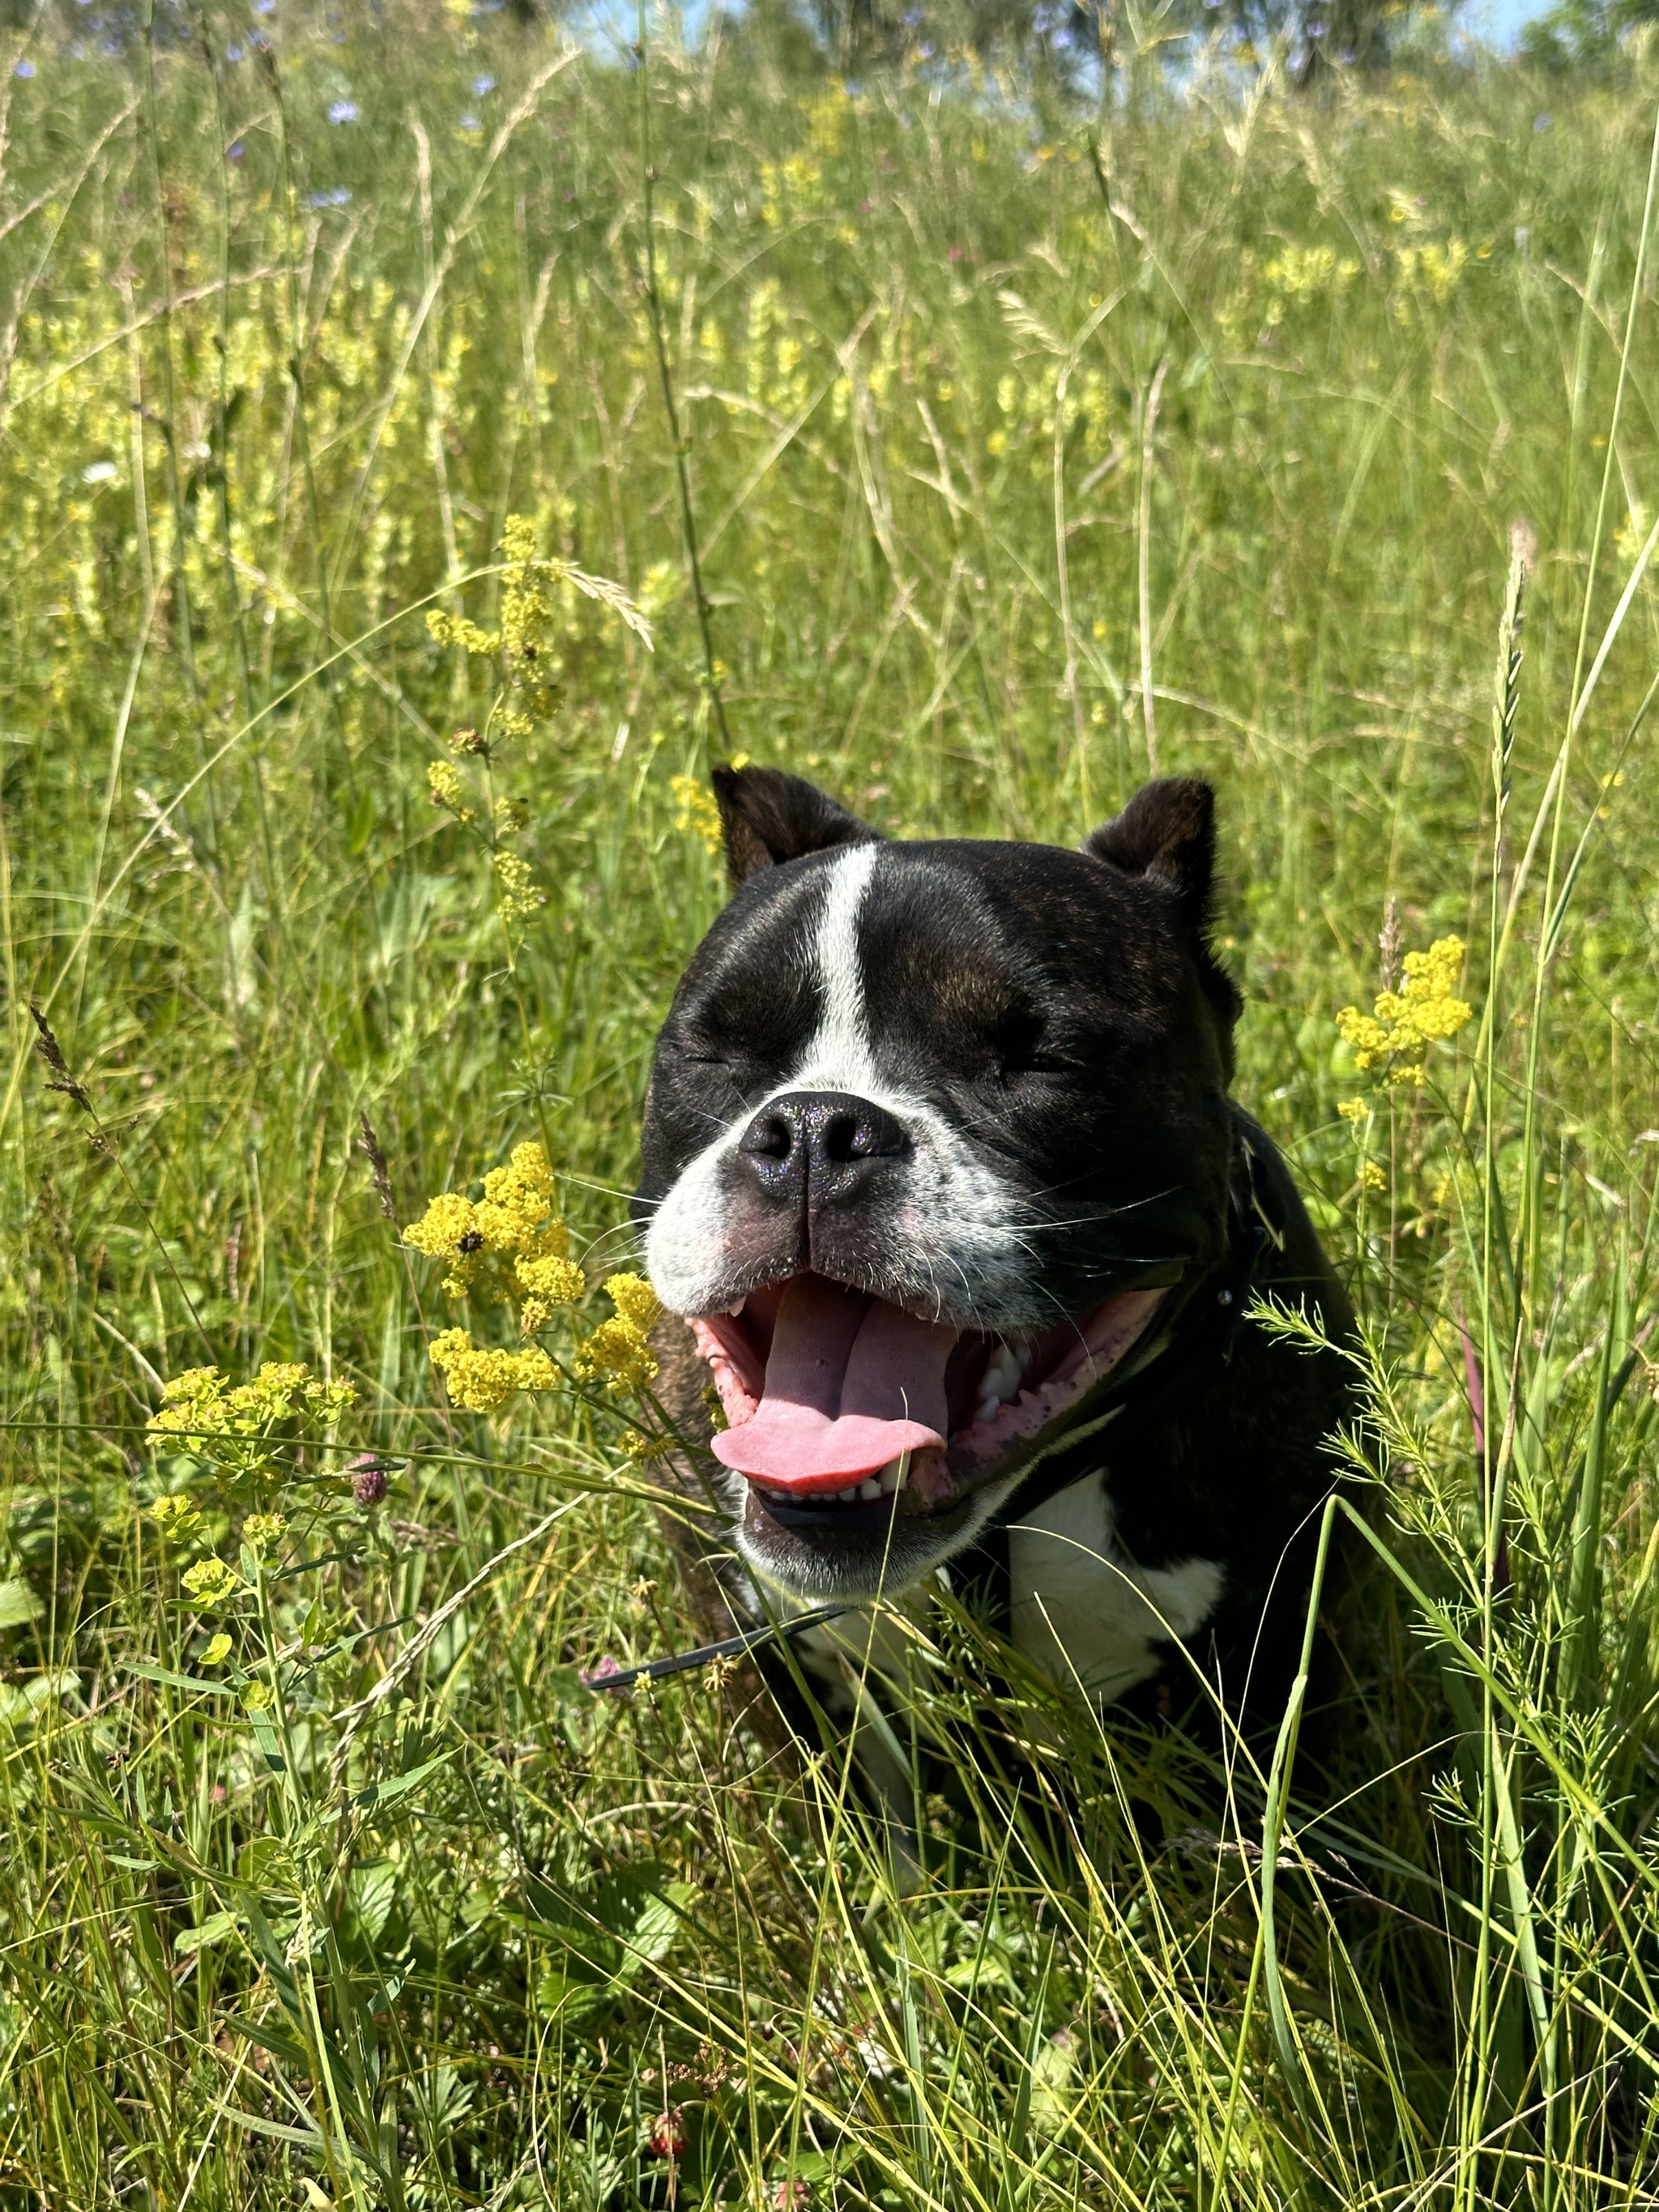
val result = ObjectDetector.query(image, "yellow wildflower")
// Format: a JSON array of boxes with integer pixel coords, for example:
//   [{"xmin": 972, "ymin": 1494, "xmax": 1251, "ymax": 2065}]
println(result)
[
  {"xmin": 242, "ymin": 1512, "xmax": 287, "ymax": 1553},
  {"xmin": 160, "ymin": 1366, "xmax": 225, "ymax": 1405},
  {"xmin": 404, "ymin": 1188, "xmax": 486, "ymax": 1296},
  {"xmin": 1337, "ymin": 936, "xmax": 1472, "ymax": 1085},
  {"xmin": 149, "ymin": 1492, "xmax": 203, "ymax": 1536},
  {"xmin": 181, "ymin": 1557, "xmax": 241, "ymax": 1606},
  {"xmin": 576, "ymin": 1280, "xmax": 662, "ymax": 1392},
  {"xmin": 148, "ymin": 1368, "xmax": 229, "ymax": 1439},
  {"xmin": 147, "ymin": 1362, "xmax": 352, "ymax": 1449},
  {"xmin": 476, "ymin": 1143, "xmax": 558, "ymax": 1254},
  {"xmin": 1361, "ymin": 1160, "xmax": 1388, "ymax": 1194},
  {"xmin": 517, "ymin": 1346, "xmax": 557, "ymax": 1391},
  {"xmin": 494, "ymin": 850, "xmax": 544, "ymax": 922},
  {"xmin": 426, "ymin": 607, "xmax": 501, "ymax": 657},
  {"xmin": 1337, "ymin": 1097, "xmax": 1367, "ymax": 1123},
  {"xmin": 671, "ymin": 774, "xmax": 723, "ymax": 858},
  {"xmin": 405, "ymin": 1190, "xmax": 479, "ymax": 1253},
  {"xmin": 619, "ymin": 1428, "xmax": 672, "ymax": 1462},
  {"xmin": 428, "ymin": 760, "xmax": 475, "ymax": 822},
  {"xmin": 516, "ymin": 1247, "xmax": 585, "ymax": 1307},
  {"xmin": 429, "ymin": 1328, "xmax": 557, "ymax": 1413},
  {"xmin": 519, "ymin": 1298, "xmax": 550, "ymax": 1336},
  {"xmin": 493, "ymin": 795, "xmax": 529, "ymax": 835},
  {"xmin": 604, "ymin": 1273, "xmax": 662, "ymax": 1332},
  {"xmin": 408, "ymin": 1144, "xmax": 578, "ymax": 1305},
  {"xmin": 576, "ymin": 1317, "xmax": 659, "ymax": 1392}
]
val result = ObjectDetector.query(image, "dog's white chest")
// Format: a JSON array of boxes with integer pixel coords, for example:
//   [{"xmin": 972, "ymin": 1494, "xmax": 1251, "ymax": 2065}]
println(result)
[{"xmin": 1008, "ymin": 1473, "xmax": 1223, "ymax": 1702}]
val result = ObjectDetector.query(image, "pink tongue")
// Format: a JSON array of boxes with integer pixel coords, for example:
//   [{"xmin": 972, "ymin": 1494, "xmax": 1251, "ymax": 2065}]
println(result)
[{"xmin": 711, "ymin": 1276, "xmax": 956, "ymax": 1494}]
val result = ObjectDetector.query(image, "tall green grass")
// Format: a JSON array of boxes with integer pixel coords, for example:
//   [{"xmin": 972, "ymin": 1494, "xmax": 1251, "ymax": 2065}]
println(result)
[{"xmin": 2, "ymin": 5, "xmax": 1659, "ymax": 2203}]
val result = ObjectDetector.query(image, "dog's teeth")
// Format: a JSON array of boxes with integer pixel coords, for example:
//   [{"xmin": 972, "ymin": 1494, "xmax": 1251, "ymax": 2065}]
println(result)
[
  {"xmin": 976, "ymin": 1395, "xmax": 1000, "ymax": 1426},
  {"xmin": 980, "ymin": 1344, "xmax": 1022, "ymax": 1404},
  {"xmin": 838, "ymin": 1485, "xmax": 858, "ymax": 1502},
  {"xmin": 876, "ymin": 1453, "xmax": 909, "ymax": 1495},
  {"xmin": 858, "ymin": 1477, "xmax": 881, "ymax": 1501},
  {"xmin": 727, "ymin": 1298, "xmax": 746, "ymax": 1317}
]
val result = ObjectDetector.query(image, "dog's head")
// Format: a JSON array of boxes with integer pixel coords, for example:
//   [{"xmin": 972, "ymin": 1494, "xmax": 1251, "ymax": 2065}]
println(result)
[{"xmin": 633, "ymin": 767, "xmax": 1243, "ymax": 1603}]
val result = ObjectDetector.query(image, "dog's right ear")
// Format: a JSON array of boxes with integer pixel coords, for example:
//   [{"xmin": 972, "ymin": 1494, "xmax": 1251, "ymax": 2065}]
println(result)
[{"xmin": 710, "ymin": 765, "xmax": 881, "ymax": 888}]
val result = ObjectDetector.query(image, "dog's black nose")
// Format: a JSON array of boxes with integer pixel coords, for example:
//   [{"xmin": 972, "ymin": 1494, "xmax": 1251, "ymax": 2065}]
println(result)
[{"xmin": 736, "ymin": 1089, "xmax": 911, "ymax": 1209}]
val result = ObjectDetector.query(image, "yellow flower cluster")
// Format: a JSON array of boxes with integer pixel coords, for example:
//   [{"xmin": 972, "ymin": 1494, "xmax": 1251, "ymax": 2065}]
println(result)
[
  {"xmin": 575, "ymin": 1275, "xmax": 663, "ymax": 1393},
  {"xmin": 428, "ymin": 759, "xmax": 475, "ymax": 821},
  {"xmin": 516, "ymin": 1245, "xmax": 587, "ymax": 1335},
  {"xmin": 147, "ymin": 1362, "xmax": 355, "ymax": 1500},
  {"xmin": 404, "ymin": 1141, "xmax": 580, "ymax": 1302},
  {"xmin": 672, "ymin": 774, "xmax": 723, "ymax": 857},
  {"xmin": 494, "ymin": 850, "xmax": 544, "ymax": 923},
  {"xmin": 149, "ymin": 1491, "xmax": 203, "ymax": 1537},
  {"xmin": 242, "ymin": 1512, "xmax": 288, "ymax": 1553},
  {"xmin": 181, "ymin": 1557, "xmax": 241, "ymax": 1607},
  {"xmin": 149, "ymin": 1363, "xmax": 356, "ymax": 1443},
  {"xmin": 1336, "ymin": 937, "xmax": 1473, "ymax": 1085},
  {"xmin": 489, "ymin": 513, "xmax": 563, "ymax": 735},
  {"xmin": 429, "ymin": 1329, "xmax": 558, "ymax": 1413},
  {"xmin": 619, "ymin": 1427, "xmax": 672, "ymax": 1462},
  {"xmin": 426, "ymin": 606, "xmax": 501, "ymax": 658},
  {"xmin": 407, "ymin": 1149, "xmax": 664, "ymax": 1412}
]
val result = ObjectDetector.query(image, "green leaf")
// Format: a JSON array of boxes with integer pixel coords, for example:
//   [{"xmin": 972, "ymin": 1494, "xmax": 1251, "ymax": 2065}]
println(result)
[
  {"xmin": 351, "ymin": 1750, "xmax": 454, "ymax": 1813},
  {"xmin": 626, "ymin": 1881, "xmax": 695, "ymax": 1973},
  {"xmin": 175, "ymin": 1910, "xmax": 240, "ymax": 1956},
  {"xmin": 220, "ymin": 2011, "xmax": 311, "ymax": 2073},
  {"xmin": 126, "ymin": 1662, "xmax": 235, "ymax": 1696},
  {"xmin": 0, "ymin": 1578, "xmax": 41, "ymax": 1630}
]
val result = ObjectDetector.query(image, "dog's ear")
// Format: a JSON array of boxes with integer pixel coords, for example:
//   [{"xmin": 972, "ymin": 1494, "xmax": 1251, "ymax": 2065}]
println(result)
[
  {"xmin": 1084, "ymin": 777, "xmax": 1219, "ymax": 919},
  {"xmin": 1085, "ymin": 778, "xmax": 1242, "ymax": 1053},
  {"xmin": 711, "ymin": 765, "xmax": 881, "ymax": 888}
]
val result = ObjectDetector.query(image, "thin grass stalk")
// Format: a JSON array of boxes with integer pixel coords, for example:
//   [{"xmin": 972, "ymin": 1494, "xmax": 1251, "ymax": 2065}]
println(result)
[
  {"xmin": 1258, "ymin": 1493, "xmax": 1337, "ymax": 2106},
  {"xmin": 138, "ymin": 0, "xmax": 203, "ymax": 722},
  {"xmin": 1469, "ymin": 523, "xmax": 1530, "ymax": 2198},
  {"xmin": 1135, "ymin": 357, "xmax": 1166, "ymax": 778},
  {"xmin": 634, "ymin": 5, "xmax": 731, "ymax": 757},
  {"xmin": 261, "ymin": 41, "xmax": 348, "ymax": 796}
]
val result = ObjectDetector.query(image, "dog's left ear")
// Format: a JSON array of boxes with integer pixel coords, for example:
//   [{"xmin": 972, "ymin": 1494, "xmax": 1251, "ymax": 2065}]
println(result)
[
  {"xmin": 1085, "ymin": 777, "xmax": 1243, "ymax": 1046},
  {"xmin": 711, "ymin": 764, "xmax": 881, "ymax": 889},
  {"xmin": 1084, "ymin": 777, "xmax": 1219, "ymax": 918}
]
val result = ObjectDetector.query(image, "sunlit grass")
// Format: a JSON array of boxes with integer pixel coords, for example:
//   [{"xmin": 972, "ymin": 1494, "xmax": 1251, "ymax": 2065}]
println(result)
[{"xmin": 2, "ymin": 6, "xmax": 1658, "ymax": 2205}]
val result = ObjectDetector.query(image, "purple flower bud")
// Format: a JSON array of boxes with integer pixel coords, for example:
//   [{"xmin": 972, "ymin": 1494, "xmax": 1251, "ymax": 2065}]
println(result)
[
  {"xmin": 349, "ymin": 1453, "xmax": 390, "ymax": 1505},
  {"xmin": 581, "ymin": 1653, "xmax": 625, "ymax": 1686}
]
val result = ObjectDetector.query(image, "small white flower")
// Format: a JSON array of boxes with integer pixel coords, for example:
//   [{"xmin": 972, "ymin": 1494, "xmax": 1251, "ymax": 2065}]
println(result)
[{"xmin": 82, "ymin": 461, "xmax": 118, "ymax": 486}]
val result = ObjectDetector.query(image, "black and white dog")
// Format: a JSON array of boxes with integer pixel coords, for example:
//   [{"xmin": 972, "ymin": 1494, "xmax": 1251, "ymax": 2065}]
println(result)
[{"xmin": 632, "ymin": 767, "xmax": 1355, "ymax": 1734}]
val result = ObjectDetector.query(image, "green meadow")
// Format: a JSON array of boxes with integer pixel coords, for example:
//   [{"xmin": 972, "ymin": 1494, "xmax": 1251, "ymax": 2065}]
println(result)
[{"xmin": 3, "ymin": 4, "xmax": 1659, "ymax": 2202}]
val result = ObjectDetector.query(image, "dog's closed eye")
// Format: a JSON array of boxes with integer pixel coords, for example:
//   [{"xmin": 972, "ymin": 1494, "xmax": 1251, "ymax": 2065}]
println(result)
[{"xmin": 990, "ymin": 1006, "xmax": 1047, "ymax": 1073}]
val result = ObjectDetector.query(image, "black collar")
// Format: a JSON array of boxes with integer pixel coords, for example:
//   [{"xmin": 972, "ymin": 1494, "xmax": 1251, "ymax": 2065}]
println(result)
[{"xmin": 586, "ymin": 1115, "xmax": 1283, "ymax": 1692}]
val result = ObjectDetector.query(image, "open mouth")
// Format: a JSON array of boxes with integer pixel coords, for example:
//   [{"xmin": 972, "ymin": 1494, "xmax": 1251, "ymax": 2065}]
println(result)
[{"xmin": 689, "ymin": 1273, "xmax": 1166, "ymax": 1531}]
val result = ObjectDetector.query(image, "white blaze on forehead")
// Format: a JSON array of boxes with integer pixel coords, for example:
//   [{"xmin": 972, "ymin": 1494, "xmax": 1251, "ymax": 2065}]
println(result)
[{"xmin": 792, "ymin": 840, "xmax": 881, "ymax": 1092}]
